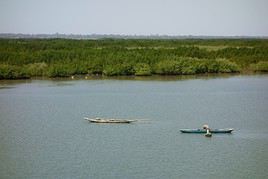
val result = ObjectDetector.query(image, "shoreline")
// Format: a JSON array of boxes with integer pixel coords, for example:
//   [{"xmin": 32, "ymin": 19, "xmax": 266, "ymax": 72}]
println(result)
[{"xmin": 1, "ymin": 73, "xmax": 267, "ymax": 82}]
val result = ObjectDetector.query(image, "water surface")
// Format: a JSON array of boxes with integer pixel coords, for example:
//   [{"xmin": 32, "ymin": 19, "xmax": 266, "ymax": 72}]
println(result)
[{"xmin": 0, "ymin": 75, "xmax": 268, "ymax": 178}]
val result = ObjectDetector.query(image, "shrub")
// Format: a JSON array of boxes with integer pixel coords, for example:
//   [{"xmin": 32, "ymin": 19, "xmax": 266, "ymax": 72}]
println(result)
[
  {"xmin": 217, "ymin": 59, "xmax": 240, "ymax": 73},
  {"xmin": 194, "ymin": 61, "xmax": 208, "ymax": 73},
  {"xmin": 253, "ymin": 61, "xmax": 268, "ymax": 72},
  {"xmin": 206, "ymin": 59, "xmax": 239, "ymax": 73},
  {"xmin": 0, "ymin": 64, "xmax": 29, "ymax": 79},
  {"xmin": 103, "ymin": 63, "xmax": 134, "ymax": 76},
  {"xmin": 207, "ymin": 60, "xmax": 220, "ymax": 73},
  {"xmin": 103, "ymin": 65, "xmax": 121, "ymax": 76},
  {"xmin": 47, "ymin": 64, "xmax": 76, "ymax": 77},
  {"xmin": 154, "ymin": 60, "xmax": 182, "ymax": 75},
  {"xmin": 87, "ymin": 63, "xmax": 103, "ymax": 75},
  {"xmin": 181, "ymin": 65, "xmax": 197, "ymax": 75},
  {"xmin": 25, "ymin": 62, "xmax": 48, "ymax": 76},
  {"xmin": 134, "ymin": 63, "xmax": 152, "ymax": 76}
]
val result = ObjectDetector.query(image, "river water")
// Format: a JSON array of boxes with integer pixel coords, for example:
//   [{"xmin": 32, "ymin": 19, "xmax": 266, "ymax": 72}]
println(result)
[{"xmin": 0, "ymin": 75, "xmax": 268, "ymax": 179}]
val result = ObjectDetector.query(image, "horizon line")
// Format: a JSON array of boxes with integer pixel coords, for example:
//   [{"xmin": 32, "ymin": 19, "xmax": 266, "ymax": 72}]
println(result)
[{"xmin": 1, "ymin": 33, "xmax": 268, "ymax": 39}]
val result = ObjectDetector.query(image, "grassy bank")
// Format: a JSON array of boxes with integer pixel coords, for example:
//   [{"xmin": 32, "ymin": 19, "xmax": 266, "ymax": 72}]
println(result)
[{"xmin": 0, "ymin": 39, "xmax": 268, "ymax": 79}]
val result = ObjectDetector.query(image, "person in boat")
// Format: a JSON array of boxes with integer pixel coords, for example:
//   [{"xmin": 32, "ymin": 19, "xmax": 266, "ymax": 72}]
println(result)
[
  {"xmin": 203, "ymin": 124, "xmax": 210, "ymax": 131},
  {"xmin": 203, "ymin": 124, "xmax": 212, "ymax": 137}
]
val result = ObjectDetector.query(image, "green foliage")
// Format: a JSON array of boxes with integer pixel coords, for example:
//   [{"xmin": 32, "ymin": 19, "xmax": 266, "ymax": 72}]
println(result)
[
  {"xmin": 253, "ymin": 61, "xmax": 268, "ymax": 72},
  {"xmin": 87, "ymin": 62, "xmax": 103, "ymax": 75},
  {"xmin": 154, "ymin": 58, "xmax": 239, "ymax": 75},
  {"xmin": 103, "ymin": 63, "xmax": 134, "ymax": 76},
  {"xmin": 25, "ymin": 62, "xmax": 48, "ymax": 76},
  {"xmin": 154, "ymin": 60, "xmax": 181, "ymax": 75},
  {"xmin": 154, "ymin": 58, "xmax": 197, "ymax": 75},
  {"xmin": 0, "ymin": 64, "xmax": 29, "ymax": 79},
  {"xmin": 206, "ymin": 59, "xmax": 239, "ymax": 73},
  {"xmin": 0, "ymin": 38, "xmax": 267, "ymax": 79},
  {"xmin": 134, "ymin": 63, "xmax": 152, "ymax": 76},
  {"xmin": 47, "ymin": 64, "xmax": 76, "ymax": 77},
  {"xmin": 103, "ymin": 65, "xmax": 121, "ymax": 76},
  {"xmin": 217, "ymin": 59, "xmax": 240, "ymax": 73}
]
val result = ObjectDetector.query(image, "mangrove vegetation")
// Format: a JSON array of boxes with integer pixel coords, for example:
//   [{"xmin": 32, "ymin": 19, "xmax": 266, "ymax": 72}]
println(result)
[{"xmin": 0, "ymin": 38, "xmax": 268, "ymax": 79}]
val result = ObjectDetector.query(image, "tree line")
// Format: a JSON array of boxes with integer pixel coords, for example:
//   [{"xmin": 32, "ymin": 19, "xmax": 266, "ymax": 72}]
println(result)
[{"xmin": 0, "ymin": 39, "xmax": 268, "ymax": 79}]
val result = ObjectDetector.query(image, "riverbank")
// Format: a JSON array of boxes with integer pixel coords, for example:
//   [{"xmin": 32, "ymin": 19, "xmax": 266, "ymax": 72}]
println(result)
[
  {"xmin": 1, "ymin": 73, "xmax": 268, "ymax": 83},
  {"xmin": 1, "ymin": 38, "xmax": 268, "ymax": 79}
]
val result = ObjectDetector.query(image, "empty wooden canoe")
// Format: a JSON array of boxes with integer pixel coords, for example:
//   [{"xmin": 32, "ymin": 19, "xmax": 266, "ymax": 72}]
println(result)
[{"xmin": 84, "ymin": 117, "xmax": 136, "ymax": 124}]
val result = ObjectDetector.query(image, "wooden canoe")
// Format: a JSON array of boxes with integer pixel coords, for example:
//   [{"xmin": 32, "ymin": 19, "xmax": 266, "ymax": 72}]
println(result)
[
  {"xmin": 180, "ymin": 128, "xmax": 233, "ymax": 134},
  {"xmin": 84, "ymin": 117, "xmax": 136, "ymax": 124}
]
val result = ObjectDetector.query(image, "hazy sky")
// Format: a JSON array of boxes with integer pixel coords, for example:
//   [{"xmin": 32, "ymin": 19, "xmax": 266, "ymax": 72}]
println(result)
[{"xmin": 0, "ymin": 0, "xmax": 268, "ymax": 36}]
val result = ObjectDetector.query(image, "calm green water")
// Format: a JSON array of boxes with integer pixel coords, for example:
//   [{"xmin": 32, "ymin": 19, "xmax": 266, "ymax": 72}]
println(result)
[{"xmin": 0, "ymin": 75, "xmax": 268, "ymax": 179}]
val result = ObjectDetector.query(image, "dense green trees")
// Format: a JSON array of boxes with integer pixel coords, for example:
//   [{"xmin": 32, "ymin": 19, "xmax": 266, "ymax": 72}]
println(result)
[
  {"xmin": 153, "ymin": 58, "xmax": 239, "ymax": 75},
  {"xmin": 26, "ymin": 62, "xmax": 48, "ymax": 76},
  {"xmin": 0, "ymin": 38, "xmax": 267, "ymax": 79},
  {"xmin": 253, "ymin": 61, "xmax": 268, "ymax": 72},
  {"xmin": 134, "ymin": 63, "xmax": 152, "ymax": 76},
  {"xmin": 0, "ymin": 64, "xmax": 29, "ymax": 79}
]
